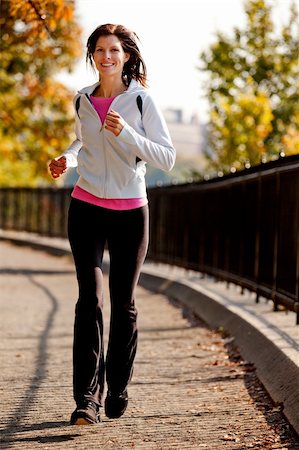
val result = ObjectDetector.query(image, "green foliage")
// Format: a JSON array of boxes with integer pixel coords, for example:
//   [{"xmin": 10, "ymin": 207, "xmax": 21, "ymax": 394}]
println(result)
[
  {"xmin": 200, "ymin": 0, "xmax": 299, "ymax": 173},
  {"xmin": 0, "ymin": 0, "xmax": 82, "ymax": 186}
]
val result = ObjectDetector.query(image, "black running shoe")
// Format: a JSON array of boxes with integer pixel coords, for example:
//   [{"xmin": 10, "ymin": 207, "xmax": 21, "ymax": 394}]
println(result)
[
  {"xmin": 70, "ymin": 400, "xmax": 100, "ymax": 425},
  {"xmin": 105, "ymin": 390, "xmax": 128, "ymax": 419}
]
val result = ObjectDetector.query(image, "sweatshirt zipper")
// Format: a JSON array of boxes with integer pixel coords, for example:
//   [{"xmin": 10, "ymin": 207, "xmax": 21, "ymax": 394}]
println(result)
[
  {"xmin": 85, "ymin": 93, "xmax": 108, "ymax": 196},
  {"xmin": 85, "ymin": 93, "xmax": 103, "ymax": 126}
]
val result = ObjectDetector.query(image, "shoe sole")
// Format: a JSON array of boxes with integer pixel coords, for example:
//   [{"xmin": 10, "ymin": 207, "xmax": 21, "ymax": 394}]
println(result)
[
  {"xmin": 73, "ymin": 418, "xmax": 93, "ymax": 425},
  {"xmin": 71, "ymin": 416, "xmax": 99, "ymax": 425}
]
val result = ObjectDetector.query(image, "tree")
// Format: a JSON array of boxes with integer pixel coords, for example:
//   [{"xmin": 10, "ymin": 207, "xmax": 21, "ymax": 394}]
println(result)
[
  {"xmin": 0, "ymin": 0, "xmax": 82, "ymax": 186},
  {"xmin": 200, "ymin": 0, "xmax": 299, "ymax": 173}
]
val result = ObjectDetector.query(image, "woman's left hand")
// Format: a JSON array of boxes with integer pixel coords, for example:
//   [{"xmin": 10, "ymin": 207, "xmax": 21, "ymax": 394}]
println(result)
[{"xmin": 105, "ymin": 110, "xmax": 126, "ymax": 136}]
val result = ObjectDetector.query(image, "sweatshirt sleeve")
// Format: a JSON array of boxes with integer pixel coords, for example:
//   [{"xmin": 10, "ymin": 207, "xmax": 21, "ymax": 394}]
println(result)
[
  {"xmin": 117, "ymin": 93, "xmax": 176, "ymax": 171},
  {"xmin": 61, "ymin": 97, "xmax": 82, "ymax": 168}
]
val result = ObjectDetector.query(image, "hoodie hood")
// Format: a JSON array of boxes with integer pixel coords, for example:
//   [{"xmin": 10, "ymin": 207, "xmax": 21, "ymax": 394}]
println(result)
[{"xmin": 77, "ymin": 79, "xmax": 144, "ymax": 95}]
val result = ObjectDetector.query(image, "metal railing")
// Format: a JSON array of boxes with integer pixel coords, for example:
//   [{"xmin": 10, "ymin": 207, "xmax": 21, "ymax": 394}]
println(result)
[
  {"xmin": 147, "ymin": 155, "xmax": 299, "ymax": 324},
  {"xmin": 0, "ymin": 187, "xmax": 72, "ymax": 238},
  {"xmin": 0, "ymin": 155, "xmax": 298, "ymax": 323}
]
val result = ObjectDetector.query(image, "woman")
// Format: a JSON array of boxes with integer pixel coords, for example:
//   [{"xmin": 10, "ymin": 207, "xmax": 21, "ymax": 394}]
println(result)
[{"xmin": 49, "ymin": 23, "xmax": 175, "ymax": 425}]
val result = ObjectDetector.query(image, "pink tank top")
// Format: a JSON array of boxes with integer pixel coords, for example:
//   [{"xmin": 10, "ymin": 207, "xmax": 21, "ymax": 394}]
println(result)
[
  {"xmin": 90, "ymin": 95, "xmax": 115, "ymax": 124},
  {"xmin": 71, "ymin": 95, "xmax": 147, "ymax": 211}
]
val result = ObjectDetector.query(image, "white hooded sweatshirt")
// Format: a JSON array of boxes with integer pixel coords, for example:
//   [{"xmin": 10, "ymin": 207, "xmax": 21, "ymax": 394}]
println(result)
[{"xmin": 62, "ymin": 79, "xmax": 176, "ymax": 199}]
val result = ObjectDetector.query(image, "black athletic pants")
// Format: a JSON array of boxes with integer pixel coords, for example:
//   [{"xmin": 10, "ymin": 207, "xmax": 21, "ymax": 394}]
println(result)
[{"xmin": 68, "ymin": 198, "xmax": 149, "ymax": 407}]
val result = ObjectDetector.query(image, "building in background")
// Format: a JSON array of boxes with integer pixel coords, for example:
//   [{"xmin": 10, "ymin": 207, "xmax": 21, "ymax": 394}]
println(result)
[{"xmin": 148, "ymin": 108, "xmax": 208, "ymax": 186}]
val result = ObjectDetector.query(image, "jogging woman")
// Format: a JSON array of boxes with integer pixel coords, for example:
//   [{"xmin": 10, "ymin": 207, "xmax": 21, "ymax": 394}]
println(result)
[{"xmin": 49, "ymin": 23, "xmax": 175, "ymax": 425}]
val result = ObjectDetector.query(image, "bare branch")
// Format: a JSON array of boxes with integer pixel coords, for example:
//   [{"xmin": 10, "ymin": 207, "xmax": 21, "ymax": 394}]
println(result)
[{"xmin": 28, "ymin": 0, "xmax": 51, "ymax": 35}]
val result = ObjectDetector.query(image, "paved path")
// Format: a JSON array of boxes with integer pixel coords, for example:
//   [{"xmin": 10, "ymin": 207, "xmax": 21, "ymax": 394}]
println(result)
[{"xmin": 0, "ymin": 240, "xmax": 298, "ymax": 449}]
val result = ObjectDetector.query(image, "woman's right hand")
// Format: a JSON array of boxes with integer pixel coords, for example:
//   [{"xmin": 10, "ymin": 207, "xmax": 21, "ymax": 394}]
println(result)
[{"xmin": 49, "ymin": 156, "xmax": 67, "ymax": 179}]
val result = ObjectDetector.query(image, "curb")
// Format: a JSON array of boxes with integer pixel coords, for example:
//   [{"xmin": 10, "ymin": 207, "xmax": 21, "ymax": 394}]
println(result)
[{"xmin": 1, "ymin": 231, "xmax": 298, "ymax": 436}]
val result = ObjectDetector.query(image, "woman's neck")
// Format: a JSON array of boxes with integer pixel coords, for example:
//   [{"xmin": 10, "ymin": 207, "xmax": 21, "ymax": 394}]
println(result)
[{"xmin": 94, "ymin": 78, "xmax": 127, "ymax": 98}]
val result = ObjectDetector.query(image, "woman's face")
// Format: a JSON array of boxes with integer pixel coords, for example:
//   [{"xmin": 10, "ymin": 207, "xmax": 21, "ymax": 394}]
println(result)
[{"xmin": 92, "ymin": 35, "xmax": 130, "ymax": 79}]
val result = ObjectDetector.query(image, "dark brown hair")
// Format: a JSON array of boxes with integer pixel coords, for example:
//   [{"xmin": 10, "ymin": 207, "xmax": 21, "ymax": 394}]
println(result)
[{"xmin": 86, "ymin": 24, "xmax": 147, "ymax": 87}]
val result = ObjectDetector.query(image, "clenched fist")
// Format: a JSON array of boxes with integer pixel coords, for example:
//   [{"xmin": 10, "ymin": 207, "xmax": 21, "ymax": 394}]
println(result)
[
  {"xmin": 49, "ymin": 156, "xmax": 67, "ymax": 179},
  {"xmin": 105, "ymin": 110, "xmax": 125, "ymax": 136}
]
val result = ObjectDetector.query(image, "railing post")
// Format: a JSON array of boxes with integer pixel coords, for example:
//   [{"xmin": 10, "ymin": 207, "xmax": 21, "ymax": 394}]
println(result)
[
  {"xmin": 255, "ymin": 174, "xmax": 262, "ymax": 303},
  {"xmin": 272, "ymin": 171, "xmax": 280, "ymax": 311}
]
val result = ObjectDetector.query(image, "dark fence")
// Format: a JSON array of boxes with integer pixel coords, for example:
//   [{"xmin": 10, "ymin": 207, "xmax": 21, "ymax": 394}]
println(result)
[
  {"xmin": 0, "ymin": 155, "xmax": 298, "ymax": 323},
  {"xmin": 0, "ymin": 187, "xmax": 72, "ymax": 238},
  {"xmin": 148, "ymin": 155, "xmax": 299, "ymax": 324}
]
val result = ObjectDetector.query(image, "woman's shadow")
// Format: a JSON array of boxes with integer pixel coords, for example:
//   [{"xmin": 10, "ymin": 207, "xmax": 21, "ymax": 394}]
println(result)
[
  {"xmin": 0, "ymin": 273, "xmax": 78, "ymax": 449},
  {"xmin": 1, "ymin": 422, "xmax": 80, "ymax": 447}
]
